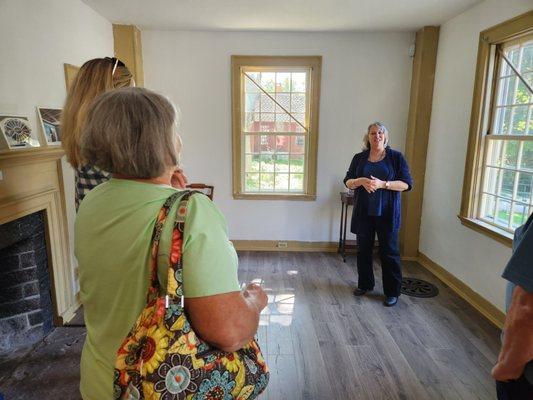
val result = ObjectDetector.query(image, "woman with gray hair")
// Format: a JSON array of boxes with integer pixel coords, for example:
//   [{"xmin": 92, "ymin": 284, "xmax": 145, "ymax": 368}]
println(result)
[
  {"xmin": 343, "ymin": 122, "xmax": 413, "ymax": 307},
  {"xmin": 76, "ymin": 87, "xmax": 268, "ymax": 399}
]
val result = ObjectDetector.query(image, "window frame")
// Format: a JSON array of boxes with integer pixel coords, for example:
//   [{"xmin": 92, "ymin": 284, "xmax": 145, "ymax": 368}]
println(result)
[
  {"xmin": 231, "ymin": 55, "xmax": 322, "ymax": 200},
  {"xmin": 459, "ymin": 11, "xmax": 533, "ymax": 247}
]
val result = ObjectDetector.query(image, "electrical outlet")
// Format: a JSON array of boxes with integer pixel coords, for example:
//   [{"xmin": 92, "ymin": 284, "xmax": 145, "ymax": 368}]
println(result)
[{"xmin": 277, "ymin": 241, "xmax": 288, "ymax": 248}]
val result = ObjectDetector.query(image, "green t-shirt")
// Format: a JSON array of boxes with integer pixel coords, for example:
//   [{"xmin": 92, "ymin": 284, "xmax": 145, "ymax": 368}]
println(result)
[{"xmin": 75, "ymin": 179, "xmax": 240, "ymax": 400}]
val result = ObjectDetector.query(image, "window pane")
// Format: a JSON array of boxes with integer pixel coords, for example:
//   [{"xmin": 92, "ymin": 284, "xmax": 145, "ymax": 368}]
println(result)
[
  {"xmin": 260, "ymin": 153, "xmax": 274, "ymax": 171},
  {"xmin": 493, "ymin": 107, "xmax": 512, "ymax": 135},
  {"xmin": 244, "ymin": 112, "xmax": 261, "ymax": 132},
  {"xmin": 481, "ymin": 194, "xmax": 497, "ymax": 221},
  {"xmin": 260, "ymin": 72, "xmax": 275, "ymax": 92},
  {"xmin": 245, "ymin": 93, "xmax": 260, "ymax": 112},
  {"xmin": 291, "ymin": 72, "xmax": 306, "ymax": 92},
  {"xmin": 275, "ymin": 93, "xmax": 290, "ymax": 113},
  {"xmin": 486, "ymin": 140, "xmax": 503, "ymax": 166},
  {"xmin": 275, "ymin": 154, "xmax": 289, "ymax": 172},
  {"xmin": 245, "ymin": 154, "xmax": 260, "ymax": 172},
  {"xmin": 511, "ymin": 202, "xmax": 528, "ymax": 229},
  {"xmin": 522, "ymin": 141, "xmax": 533, "ymax": 172},
  {"xmin": 245, "ymin": 173, "xmax": 259, "ymax": 191},
  {"xmin": 501, "ymin": 48, "xmax": 519, "ymax": 76},
  {"xmin": 260, "ymin": 173, "xmax": 274, "ymax": 190},
  {"xmin": 276, "ymin": 73, "xmax": 291, "ymax": 92},
  {"xmin": 517, "ymin": 172, "xmax": 532, "ymax": 203},
  {"xmin": 260, "ymin": 94, "xmax": 275, "ymax": 113},
  {"xmin": 289, "ymin": 174, "xmax": 304, "ymax": 191},
  {"xmin": 260, "ymin": 114, "xmax": 275, "ymax": 132},
  {"xmin": 291, "ymin": 93, "xmax": 306, "ymax": 113},
  {"xmin": 502, "ymin": 141, "xmax": 519, "ymax": 168},
  {"xmin": 292, "ymin": 136, "xmax": 305, "ymax": 154},
  {"xmin": 497, "ymin": 76, "xmax": 517, "ymax": 106},
  {"xmin": 483, "ymin": 167, "xmax": 500, "ymax": 195},
  {"xmin": 495, "ymin": 198, "xmax": 511, "ymax": 227},
  {"xmin": 274, "ymin": 173, "xmax": 289, "ymax": 191},
  {"xmin": 275, "ymin": 135, "xmax": 290, "ymax": 153},
  {"xmin": 520, "ymin": 44, "xmax": 532, "ymax": 73},
  {"xmin": 245, "ymin": 72, "xmax": 260, "ymax": 92},
  {"xmin": 500, "ymin": 170, "xmax": 515, "ymax": 199},
  {"xmin": 275, "ymin": 113, "xmax": 291, "ymax": 132},
  {"xmin": 515, "ymin": 81, "xmax": 532, "ymax": 105},
  {"xmin": 244, "ymin": 135, "xmax": 258, "ymax": 153},
  {"xmin": 511, "ymin": 106, "xmax": 529, "ymax": 135},
  {"xmin": 290, "ymin": 154, "xmax": 304, "ymax": 173}
]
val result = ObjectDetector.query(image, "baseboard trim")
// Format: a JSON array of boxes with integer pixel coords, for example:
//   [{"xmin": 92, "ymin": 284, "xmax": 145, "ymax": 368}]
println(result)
[
  {"xmin": 418, "ymin": 252, "xmax": 505, "ymax": 329},
  {"xmin": 232, "ymin": 240, "xmax": 338, "ymax": 252}
]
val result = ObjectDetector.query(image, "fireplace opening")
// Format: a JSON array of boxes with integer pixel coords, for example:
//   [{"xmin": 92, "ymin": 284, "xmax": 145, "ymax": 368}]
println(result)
[{"xmin": 0, "ymin": 211, "xmax": 55, "ymax": 354}]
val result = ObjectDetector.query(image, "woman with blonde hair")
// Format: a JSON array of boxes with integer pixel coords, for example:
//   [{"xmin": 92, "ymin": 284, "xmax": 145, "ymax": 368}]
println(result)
[
  {"xmin": 61, "ymin": 57, "xmax": 135, "ymax": 208},
  {"xmin": 344, "ymin": 122, "xmax": 412, "ymax": 307}
]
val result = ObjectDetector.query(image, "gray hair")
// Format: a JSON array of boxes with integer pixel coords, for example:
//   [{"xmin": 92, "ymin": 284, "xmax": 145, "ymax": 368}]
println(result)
[
  {"xmin": 81, "ymin": 87, "xmax": 180, "ymax": 178},
  {"xmin": 362, "ymin": 121, "xmax": 389, "ymax": 150}
]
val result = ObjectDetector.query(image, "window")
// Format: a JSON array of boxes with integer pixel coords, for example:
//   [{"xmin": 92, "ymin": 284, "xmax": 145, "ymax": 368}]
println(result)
[
  {"xmin": 460, "ymin": 11, "xmax": 533, "ymax": 245},
  {"xmin": 231, "ymin": 56, "xmax": 322, "ymax": 200}
]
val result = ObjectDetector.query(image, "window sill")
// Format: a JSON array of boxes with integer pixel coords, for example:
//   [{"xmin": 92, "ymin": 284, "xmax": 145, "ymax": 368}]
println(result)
[
  {"xmin": 233, "ymin": 193, "xmax": 316, "ymax": 201},
  {"xmin": 458, "ymin": 216, "xmax": 513, "ymax": 248}
]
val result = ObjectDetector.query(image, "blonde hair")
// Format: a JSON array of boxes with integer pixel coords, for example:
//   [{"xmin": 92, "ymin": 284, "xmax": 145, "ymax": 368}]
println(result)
[
  {"xmin": 81, "ymin": 87, "xmax": 180, "ymax": 178},
  {"xmin": 362, "ymin": 121, "xmax": 389, "ymax": 150},
  {"xmin": 61, "ymin": 58, "xmax": 133, "ymax": 167}
]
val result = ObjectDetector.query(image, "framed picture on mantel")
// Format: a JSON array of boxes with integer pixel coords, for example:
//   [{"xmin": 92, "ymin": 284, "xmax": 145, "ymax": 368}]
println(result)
[
  {"xmin": 0, "ymin": 115, "xmax": 40, "ymax": 150},
  {"xmin": 37, "ymin": 107, "xmax": 62, "ymax": 145}
]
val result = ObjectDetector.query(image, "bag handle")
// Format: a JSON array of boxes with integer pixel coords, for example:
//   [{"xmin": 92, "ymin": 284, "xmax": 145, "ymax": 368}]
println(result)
[{"xmin": 146, "ymin": 190, "xmax": 194, "ymax": 303}]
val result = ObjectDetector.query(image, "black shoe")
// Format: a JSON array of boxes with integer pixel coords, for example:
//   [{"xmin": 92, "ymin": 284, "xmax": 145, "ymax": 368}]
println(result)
[
  {"xmin": 384, "ymin": 296, "xmax": 398, "ymax": 307},
  {"xmin": 353, "ymin": 288, "xmax": 370, "ymax": 296}
]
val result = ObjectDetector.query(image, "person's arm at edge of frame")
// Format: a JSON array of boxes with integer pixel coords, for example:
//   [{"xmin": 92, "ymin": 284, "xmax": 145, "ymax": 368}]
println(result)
[{"xmin": 492, "ymin": 285, "xmax": 533, "ymax": 381}]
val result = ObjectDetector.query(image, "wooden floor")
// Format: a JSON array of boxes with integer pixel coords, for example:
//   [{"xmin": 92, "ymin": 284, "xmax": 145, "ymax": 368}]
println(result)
[
  {"xmin": 0, "ymin": 252, "xmax": 501, "ymax": 399},
  {"xmin": 241, "ymin": 252, "xmax": 501, "ymax": 400}
]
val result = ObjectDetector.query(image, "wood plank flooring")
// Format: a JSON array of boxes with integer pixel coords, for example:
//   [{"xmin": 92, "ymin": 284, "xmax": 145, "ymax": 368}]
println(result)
[
  {"xmin": 239, "ymin": 251, "xmax": 501, "ymax": 400},
  {"xmin": 0, "ymin": 251, "xmax": 501, "ymax": 399}
]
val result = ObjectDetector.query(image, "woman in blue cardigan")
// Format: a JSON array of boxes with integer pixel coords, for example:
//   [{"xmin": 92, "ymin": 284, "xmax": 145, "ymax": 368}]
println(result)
[{"xmin": 343, "ymin": 122, "xmax": 413, "ymax": 307}]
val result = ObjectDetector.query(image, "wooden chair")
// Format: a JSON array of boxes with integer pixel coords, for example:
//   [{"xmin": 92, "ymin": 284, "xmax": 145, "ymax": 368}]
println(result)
[{"xmin": 186, "ymin": 183, "xmax": 214, "ymax": 200}]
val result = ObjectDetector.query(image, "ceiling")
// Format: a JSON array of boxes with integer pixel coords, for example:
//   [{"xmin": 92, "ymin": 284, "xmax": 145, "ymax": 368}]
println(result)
[{"xmin": 83, "ymin": 0, "xmax": 483, "ymax": 32}]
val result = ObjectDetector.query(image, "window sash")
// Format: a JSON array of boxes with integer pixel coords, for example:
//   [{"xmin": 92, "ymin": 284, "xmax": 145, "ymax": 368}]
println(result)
[{"xmin": 240, "ymin": 69, "xmax": 311, "ymax": 195}]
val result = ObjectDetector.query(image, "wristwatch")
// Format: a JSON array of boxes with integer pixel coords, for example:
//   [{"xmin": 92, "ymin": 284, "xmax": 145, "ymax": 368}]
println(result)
[{"xmin": 385, "ymin": 181, "xmax": 391, "ymax": 189}]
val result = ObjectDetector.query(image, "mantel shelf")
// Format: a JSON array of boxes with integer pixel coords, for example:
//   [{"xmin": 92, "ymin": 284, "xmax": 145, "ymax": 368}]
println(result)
[{"xmin": 0, "ymin": 147, "xmax": 65, "ymax": 167}]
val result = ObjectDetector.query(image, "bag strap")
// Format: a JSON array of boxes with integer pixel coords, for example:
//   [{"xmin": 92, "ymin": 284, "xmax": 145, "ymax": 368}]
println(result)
[{"xmin": 146, "ymin": 190, "xmax": 194, "ymax": 303}]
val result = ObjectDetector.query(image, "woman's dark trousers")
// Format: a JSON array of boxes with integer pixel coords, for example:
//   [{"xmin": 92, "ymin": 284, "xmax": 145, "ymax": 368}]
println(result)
[{"xmin": 356, "ymin": 218, "xmax": 402, "ymax": 297}]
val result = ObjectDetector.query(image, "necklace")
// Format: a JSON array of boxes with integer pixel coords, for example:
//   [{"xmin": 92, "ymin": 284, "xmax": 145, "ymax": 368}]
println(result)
[{"xmin": 369, "ymin": 149, "xmax": 386, "ymax": 162}]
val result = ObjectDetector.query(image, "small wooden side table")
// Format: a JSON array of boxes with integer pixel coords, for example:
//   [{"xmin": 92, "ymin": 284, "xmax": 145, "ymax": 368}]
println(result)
[{"xmin": 339, "ymin": 192, "xmax": 356, "ymax": 262}]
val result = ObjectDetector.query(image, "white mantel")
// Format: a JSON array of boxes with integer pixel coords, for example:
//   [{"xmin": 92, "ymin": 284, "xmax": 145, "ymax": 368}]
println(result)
[{"xmin": 0, "ymin": 148, "xmax": 78, "ymax": 324}]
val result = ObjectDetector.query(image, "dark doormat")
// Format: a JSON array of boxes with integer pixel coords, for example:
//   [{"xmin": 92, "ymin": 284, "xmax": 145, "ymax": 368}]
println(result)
[{"xmin": 401, "ymin": 277, "xmax": 439, "ymax": 298}]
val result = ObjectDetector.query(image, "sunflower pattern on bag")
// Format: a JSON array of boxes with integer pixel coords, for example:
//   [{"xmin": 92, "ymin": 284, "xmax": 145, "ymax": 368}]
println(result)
[{"xmin": 114, "ymin": 191, "xmax": 269, "ymax": 400}]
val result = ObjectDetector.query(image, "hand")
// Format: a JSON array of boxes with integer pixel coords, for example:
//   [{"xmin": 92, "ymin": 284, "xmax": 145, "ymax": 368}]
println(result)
[
  {"xmin": 370, "ymin": 176, "xmax": 386, "ymax": 190},
  {"xmin": 242, "ymin": 282, "xmax": 268, "ymax": 312},
  {"xmin": 171, "ymin": 167, "xmax": 188, "ymax": 189},
  {"xmin": 492, "ymin": 361, "xmax": 522, "ymax": 382},
  {"xmin": 359, "ymin": 177, "xmax": 379, "ymax": 193}
]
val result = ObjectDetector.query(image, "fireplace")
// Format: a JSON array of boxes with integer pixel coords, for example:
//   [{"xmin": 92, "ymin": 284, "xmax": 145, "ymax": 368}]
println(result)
[
  {"xmin": 0, "ymin": 147, "xmax": 78, "ymax": 353},
  {"xmin": 0, "ymin": 211, "xmax": 55, "ymax": 353}
]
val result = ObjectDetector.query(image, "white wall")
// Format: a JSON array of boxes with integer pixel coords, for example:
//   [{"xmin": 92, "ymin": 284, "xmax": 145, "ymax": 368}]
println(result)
[
  {"xmin": 143, "ymin": 30, "xmax": 414, "ymax": 241},
  {"xmin": 0, "ymin": 0, "xmax": 113, "ymax": 290},
  {"xmin": 420, "ymin": 0, "xmax": 532, "ymax": 311}
]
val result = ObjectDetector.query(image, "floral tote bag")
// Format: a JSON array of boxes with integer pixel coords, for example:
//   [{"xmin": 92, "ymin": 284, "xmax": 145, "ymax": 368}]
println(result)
[{"xmin": 114, "ymin": 191, "xmax": 269, "ymax": 399}]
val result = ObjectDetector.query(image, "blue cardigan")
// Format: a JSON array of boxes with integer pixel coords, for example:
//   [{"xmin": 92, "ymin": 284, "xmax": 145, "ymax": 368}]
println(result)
[{"xmin": 343, "ymin": 147, "xmax": 413, "ymax": 233}]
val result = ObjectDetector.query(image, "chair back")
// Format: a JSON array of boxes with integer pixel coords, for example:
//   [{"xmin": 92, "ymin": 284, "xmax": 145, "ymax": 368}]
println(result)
[{"xmin": 185, "ymin": 183, "xmax": 214, "ymax": 200}]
